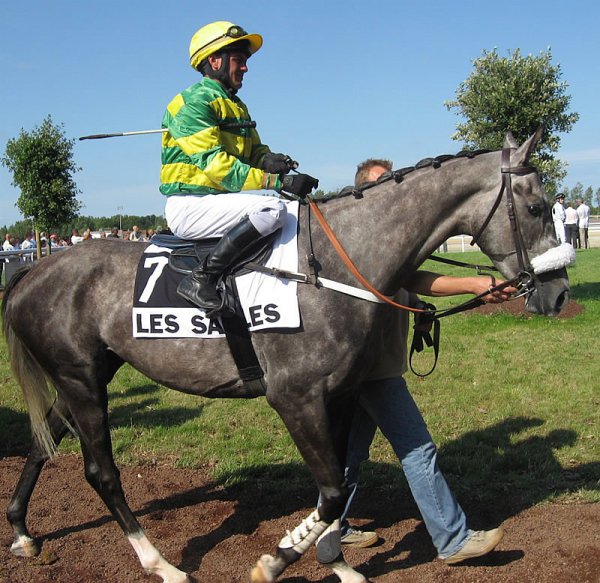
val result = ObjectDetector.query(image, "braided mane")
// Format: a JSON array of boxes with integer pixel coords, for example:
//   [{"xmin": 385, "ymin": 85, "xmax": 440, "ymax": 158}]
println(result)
[{"xmin": 318, "ymin": 149, "xmax": 491, "ymax": 202}]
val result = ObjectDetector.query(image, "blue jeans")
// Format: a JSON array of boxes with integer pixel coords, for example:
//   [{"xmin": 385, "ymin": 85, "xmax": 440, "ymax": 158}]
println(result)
[{"xmin": 342, "ymin": 376, "xmax": 471, "ymax": 558}]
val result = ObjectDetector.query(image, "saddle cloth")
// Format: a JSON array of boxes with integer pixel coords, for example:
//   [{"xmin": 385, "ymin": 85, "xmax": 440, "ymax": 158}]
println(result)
[{"xmin": 132, "ymin": 202, "xmax": 300, "ymax": 338}]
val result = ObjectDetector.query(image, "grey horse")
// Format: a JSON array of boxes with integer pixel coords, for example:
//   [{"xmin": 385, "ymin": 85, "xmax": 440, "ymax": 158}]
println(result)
[{"xmin": 2, "ymin": 131, "xmax": 571, "ymax": 583}]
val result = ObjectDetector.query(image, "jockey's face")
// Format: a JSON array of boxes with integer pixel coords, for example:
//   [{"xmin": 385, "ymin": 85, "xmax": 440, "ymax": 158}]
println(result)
[
  {"xmin": 208, "ymin": 51, "xmax": 248, "ymax": 91},
  {"xmin": 226, "ymin": 52, "xmax": 249, "ymax": 90}
]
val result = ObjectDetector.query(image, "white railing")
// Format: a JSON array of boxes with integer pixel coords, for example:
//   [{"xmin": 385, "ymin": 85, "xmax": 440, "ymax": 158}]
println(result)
[{"xmin": 0, "ymin": 247, "xmax": 67, "ymax": 261}]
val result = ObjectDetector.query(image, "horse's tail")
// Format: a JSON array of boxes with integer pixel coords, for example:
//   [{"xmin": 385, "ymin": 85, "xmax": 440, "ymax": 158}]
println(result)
[{"xmin": 2, "ymin": 267, "xmax": 58, "ymax": 458}]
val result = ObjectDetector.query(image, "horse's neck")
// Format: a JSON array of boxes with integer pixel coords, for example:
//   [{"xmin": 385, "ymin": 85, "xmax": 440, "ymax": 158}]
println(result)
[{"xmin": 312, "ymin": 154, "xmax": 497, "ymax": 289}]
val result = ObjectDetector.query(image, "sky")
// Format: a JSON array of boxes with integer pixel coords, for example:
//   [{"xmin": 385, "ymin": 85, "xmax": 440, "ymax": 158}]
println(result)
[{"xmin": 1, "ymin": 0, "xmax": 599, "ymax": 228}]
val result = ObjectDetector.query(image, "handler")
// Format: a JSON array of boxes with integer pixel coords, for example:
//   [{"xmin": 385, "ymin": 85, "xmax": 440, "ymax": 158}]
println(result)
[
  {"xmin": 160, "ymin": 21, "xmax": 318, "ymax": 314},
  {"xmin": 318, "ymin": 159, "xmax": 513, "ymax": 564}
]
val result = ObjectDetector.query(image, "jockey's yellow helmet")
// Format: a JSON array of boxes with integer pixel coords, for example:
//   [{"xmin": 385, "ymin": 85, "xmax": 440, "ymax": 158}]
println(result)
[{"xmin": 189, "ymin": 21, "xmax": 263, "ymax": 70}]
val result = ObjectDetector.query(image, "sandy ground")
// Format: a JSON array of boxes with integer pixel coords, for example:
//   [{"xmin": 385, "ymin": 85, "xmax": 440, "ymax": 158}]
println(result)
[{"xmin": 0, "ymin": 455, "xmax": 598, "ymax": 583}]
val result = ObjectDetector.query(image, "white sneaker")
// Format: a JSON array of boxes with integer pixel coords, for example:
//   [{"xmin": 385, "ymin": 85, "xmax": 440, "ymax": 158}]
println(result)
[
  {"xmin": 340, "ymin": 526, "xmax": 379, "ymax": 548},
  {"xmin": 442, "ymin": 527, "xmax": 504, "ymax": 564}
]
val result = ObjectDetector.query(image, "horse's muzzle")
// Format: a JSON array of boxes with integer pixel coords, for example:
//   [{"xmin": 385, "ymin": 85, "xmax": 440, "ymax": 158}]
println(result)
[{"xmin": 525, "ymin": 267, "xmax": 570, "ymax": 316}]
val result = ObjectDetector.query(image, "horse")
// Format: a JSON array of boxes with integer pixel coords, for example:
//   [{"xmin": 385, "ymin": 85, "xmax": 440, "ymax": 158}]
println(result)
[{"xmin": 2, "ymin": 131, "xmax": 572, "ymax": 583}]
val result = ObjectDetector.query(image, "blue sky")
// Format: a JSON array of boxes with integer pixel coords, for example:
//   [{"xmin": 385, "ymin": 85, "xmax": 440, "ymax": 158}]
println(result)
[{"xmin": 1, "ymin": 0, "xmax": 599, "ymax": 227}]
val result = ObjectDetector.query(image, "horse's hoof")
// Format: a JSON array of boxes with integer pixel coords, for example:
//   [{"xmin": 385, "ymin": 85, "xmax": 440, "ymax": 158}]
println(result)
[
  {"xmin": 10, "ymin": 536, "xmax": 40, "ymax": 558},
  {"xmin": 250, "ymin": 554, "xmax": 277, "ymax": 583}
]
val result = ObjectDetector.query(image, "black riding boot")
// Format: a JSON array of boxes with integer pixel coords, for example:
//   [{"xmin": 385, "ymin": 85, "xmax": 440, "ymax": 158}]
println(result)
[{"xmin": 177, "ymin": 218, "xmax": 264, "ymax": 314}]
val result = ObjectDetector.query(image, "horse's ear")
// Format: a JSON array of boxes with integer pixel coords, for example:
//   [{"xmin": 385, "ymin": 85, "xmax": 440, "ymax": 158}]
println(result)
[
  {"xmin": 504, "ymin": 132, "xmax": 518, "ymax": 149},
  {"xmin": 511, "ymin": 126, "xmax": 544, "ymax": 166}
]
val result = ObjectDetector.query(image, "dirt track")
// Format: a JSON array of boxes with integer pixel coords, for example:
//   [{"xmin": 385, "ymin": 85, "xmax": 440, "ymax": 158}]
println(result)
[{"xmin": 0, "ymin": 455, "xmax": 598, "ymax": 583}]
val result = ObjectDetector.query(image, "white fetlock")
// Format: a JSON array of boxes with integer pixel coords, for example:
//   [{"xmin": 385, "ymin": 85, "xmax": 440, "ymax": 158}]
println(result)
[
  {"xmin": 11, "ymin": 535, "xmax": 40, "ymax": 558},
  {"xmin": 251, "ymin": 554, "xmax": 280, "ymax": 583},
  {"xmin": 128, "ymin": 532, "xmax": 189, "ymax": 583},
  {"xmin": 330, "ymin": 559, "xmax": 368, "ymax": 583}
]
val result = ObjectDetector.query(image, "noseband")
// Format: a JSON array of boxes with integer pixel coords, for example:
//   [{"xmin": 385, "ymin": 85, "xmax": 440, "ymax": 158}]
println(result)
[{"xmin": 470, "ymin": 146, "xmax": 537, "ymax": 298}]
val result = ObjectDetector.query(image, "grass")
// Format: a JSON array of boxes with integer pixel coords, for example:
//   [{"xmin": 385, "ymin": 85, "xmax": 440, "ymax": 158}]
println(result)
[{"xmin": 0, "ymin": 249, "xmax": 598, "ymax": 509}]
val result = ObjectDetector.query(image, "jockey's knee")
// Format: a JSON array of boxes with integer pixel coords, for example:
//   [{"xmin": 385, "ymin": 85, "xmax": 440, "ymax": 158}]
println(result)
[
  {"xmin": 318, "ymin": 484, "xmax": 349, "ymax": 523},
  {"xmin": 249, "ymin": 202, "xmax": 287, "ymax": 236}
]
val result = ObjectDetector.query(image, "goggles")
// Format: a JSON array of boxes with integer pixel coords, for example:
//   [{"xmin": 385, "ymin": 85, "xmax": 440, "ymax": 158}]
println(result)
[{"xmin": 192, "ymin": 25, "xmax": 249, "ymax": 61}]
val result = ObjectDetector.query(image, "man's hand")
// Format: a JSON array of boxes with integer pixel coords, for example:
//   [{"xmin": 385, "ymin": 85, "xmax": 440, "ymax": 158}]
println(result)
[
  {"xmin": 482, "ymin": 277, "xmax": 518, "ymax": 303},
  {"xmin": 261, "ymin": 153, "xmax": 296, "ymax": 174},
  {"xmin": 281, "ymin": 173, "xmax": 319, "ymax": 199}
]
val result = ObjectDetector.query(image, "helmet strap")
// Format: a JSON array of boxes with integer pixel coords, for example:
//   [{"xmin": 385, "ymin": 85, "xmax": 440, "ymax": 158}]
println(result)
[
  {"xmin": 199, "ymin": 39, "xmax": 250, "ymax": 95},
  {"xmin": 201, "ymin": 52, "xmax": 240, "ymax": 94}
]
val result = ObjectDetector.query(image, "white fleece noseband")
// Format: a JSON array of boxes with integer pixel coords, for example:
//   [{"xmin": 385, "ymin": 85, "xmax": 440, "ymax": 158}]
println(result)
[{"xmin": 531, "ymin": 243, "xmax": 576, "ymax": 274}]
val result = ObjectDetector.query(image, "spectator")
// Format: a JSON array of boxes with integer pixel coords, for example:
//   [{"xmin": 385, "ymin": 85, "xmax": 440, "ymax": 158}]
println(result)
[
  {"xmin": 20, "ymin": 232, "xmax": 34, "ymax": 250},
  {"xmin": 71, "ymin": 229, "xmax": 84, "ymax": 244},
  {"xmin": 107, "ymin": 228, "xmax": 120, "ymax": 238},
  {"xmin": 576, "ymin": 198, "xmax": 590, "ymax": 249},
  {"xmin": 552, "ymin": 194, "xmax": 566, "ymax": 243},
  {"xmin": 3, "ymin": 233, "xmax": 14, "ymax": 252},
  {"xmin": 1, "ymin": 233, "xmax": 15, "ymax": 288},
  {"xmin": 564, "ymin": 202, "xmax": 579, "ymax": 247},
  {"xmin": 130, "ymin": 225, "xmax": 143, "ymax": 241},
  {"xmin": 0, "ymin": 233, "xmax": 13, "ymax": 287}
]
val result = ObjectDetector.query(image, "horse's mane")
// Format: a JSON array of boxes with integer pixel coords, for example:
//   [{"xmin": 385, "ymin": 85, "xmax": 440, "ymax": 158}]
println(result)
[{"xmin": 317, "ymin": 148, "xmax": 491, "ymax": 203}]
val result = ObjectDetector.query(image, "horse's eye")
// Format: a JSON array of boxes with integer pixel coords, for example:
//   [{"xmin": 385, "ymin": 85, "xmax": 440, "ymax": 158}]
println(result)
[{"xmin": 528, "ymin": 204, "xmax": 542, "ymax": 217}]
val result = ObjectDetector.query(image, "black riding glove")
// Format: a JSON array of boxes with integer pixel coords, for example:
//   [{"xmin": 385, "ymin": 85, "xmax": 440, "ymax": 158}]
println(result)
[
  {"xmin": 260, "ymin": 153, "xmax": 295, "ymax": 174},
  {"xmin": 281, "ymin": 173, "xmax": 319, "ymax": 199}
]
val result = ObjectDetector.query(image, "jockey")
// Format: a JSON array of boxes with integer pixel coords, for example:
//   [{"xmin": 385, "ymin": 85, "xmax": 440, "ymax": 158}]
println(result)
[{"xmin": 160, "ymin": 21, "xmax": 318, "ymax": 315}]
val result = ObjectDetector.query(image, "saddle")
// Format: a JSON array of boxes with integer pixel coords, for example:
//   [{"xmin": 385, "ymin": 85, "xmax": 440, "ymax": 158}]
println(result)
[
  {"xmin": 149, "ymin": 232, "xmax": 279, "ymax": 395},
  {"xmin": 151, "ymin": 232, "xmax": 276, "ymax": 279}
]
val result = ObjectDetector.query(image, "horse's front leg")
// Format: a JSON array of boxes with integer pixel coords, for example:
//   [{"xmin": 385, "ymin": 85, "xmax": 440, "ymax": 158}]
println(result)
[{"xmin": 251, "ymin": 388, "xmax": 367, "ymax": 583}]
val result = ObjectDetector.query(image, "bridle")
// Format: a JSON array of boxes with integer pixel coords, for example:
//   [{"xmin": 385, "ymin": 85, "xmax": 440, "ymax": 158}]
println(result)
[{"xmin": 468, "ymin": 146, "xmax": 538, "ymax": 300}]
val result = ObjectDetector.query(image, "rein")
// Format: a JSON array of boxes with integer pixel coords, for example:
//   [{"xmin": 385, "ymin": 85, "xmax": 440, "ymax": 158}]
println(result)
[{"xmin": 307, "ymin": 199, "xmax": 428, "ymax": 314}]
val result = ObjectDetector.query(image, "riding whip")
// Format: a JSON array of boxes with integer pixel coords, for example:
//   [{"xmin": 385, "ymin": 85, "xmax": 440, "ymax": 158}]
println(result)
[
  {"xmin": 79, "ymin": 120, "xmax": 258, "ymax": 141},
  {"xmin": 79, "ymin": 129, "xmax": 167, "ymax": 141}
]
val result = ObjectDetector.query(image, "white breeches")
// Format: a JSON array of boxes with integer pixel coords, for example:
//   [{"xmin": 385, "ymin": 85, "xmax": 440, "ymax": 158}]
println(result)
[
  {"xmin": 553, "ymin": 220, "xmax": 565, "ymax": 243},
  {"xmin": 165, "ymin": 193, "xmax": 287, "ymax": 239}
]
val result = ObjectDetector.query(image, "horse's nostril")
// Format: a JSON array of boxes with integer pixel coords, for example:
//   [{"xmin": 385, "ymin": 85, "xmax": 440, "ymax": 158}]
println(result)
[{"xmin": 556, "ymin": 291, "xmax": 569, "ymax": 313}]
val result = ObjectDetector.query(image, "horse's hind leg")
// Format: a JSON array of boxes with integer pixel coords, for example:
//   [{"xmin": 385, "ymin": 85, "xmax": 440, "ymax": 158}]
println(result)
[
  {"xmin": 68, "ymin": 389, "xmax": 189, "ymax": 583},
  {"xmin": 7, "ymin": 398, "xmax": 72, "ymax": 558}
]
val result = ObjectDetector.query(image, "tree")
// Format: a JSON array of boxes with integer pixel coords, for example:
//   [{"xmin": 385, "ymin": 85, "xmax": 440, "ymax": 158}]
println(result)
[
  {"xmin": 445, "ymin": 48, "xmax": 579, "ymax": 195},
  {"xmin": 2, "ymin": 115, "xmax": 81, "ymax": 255}
]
